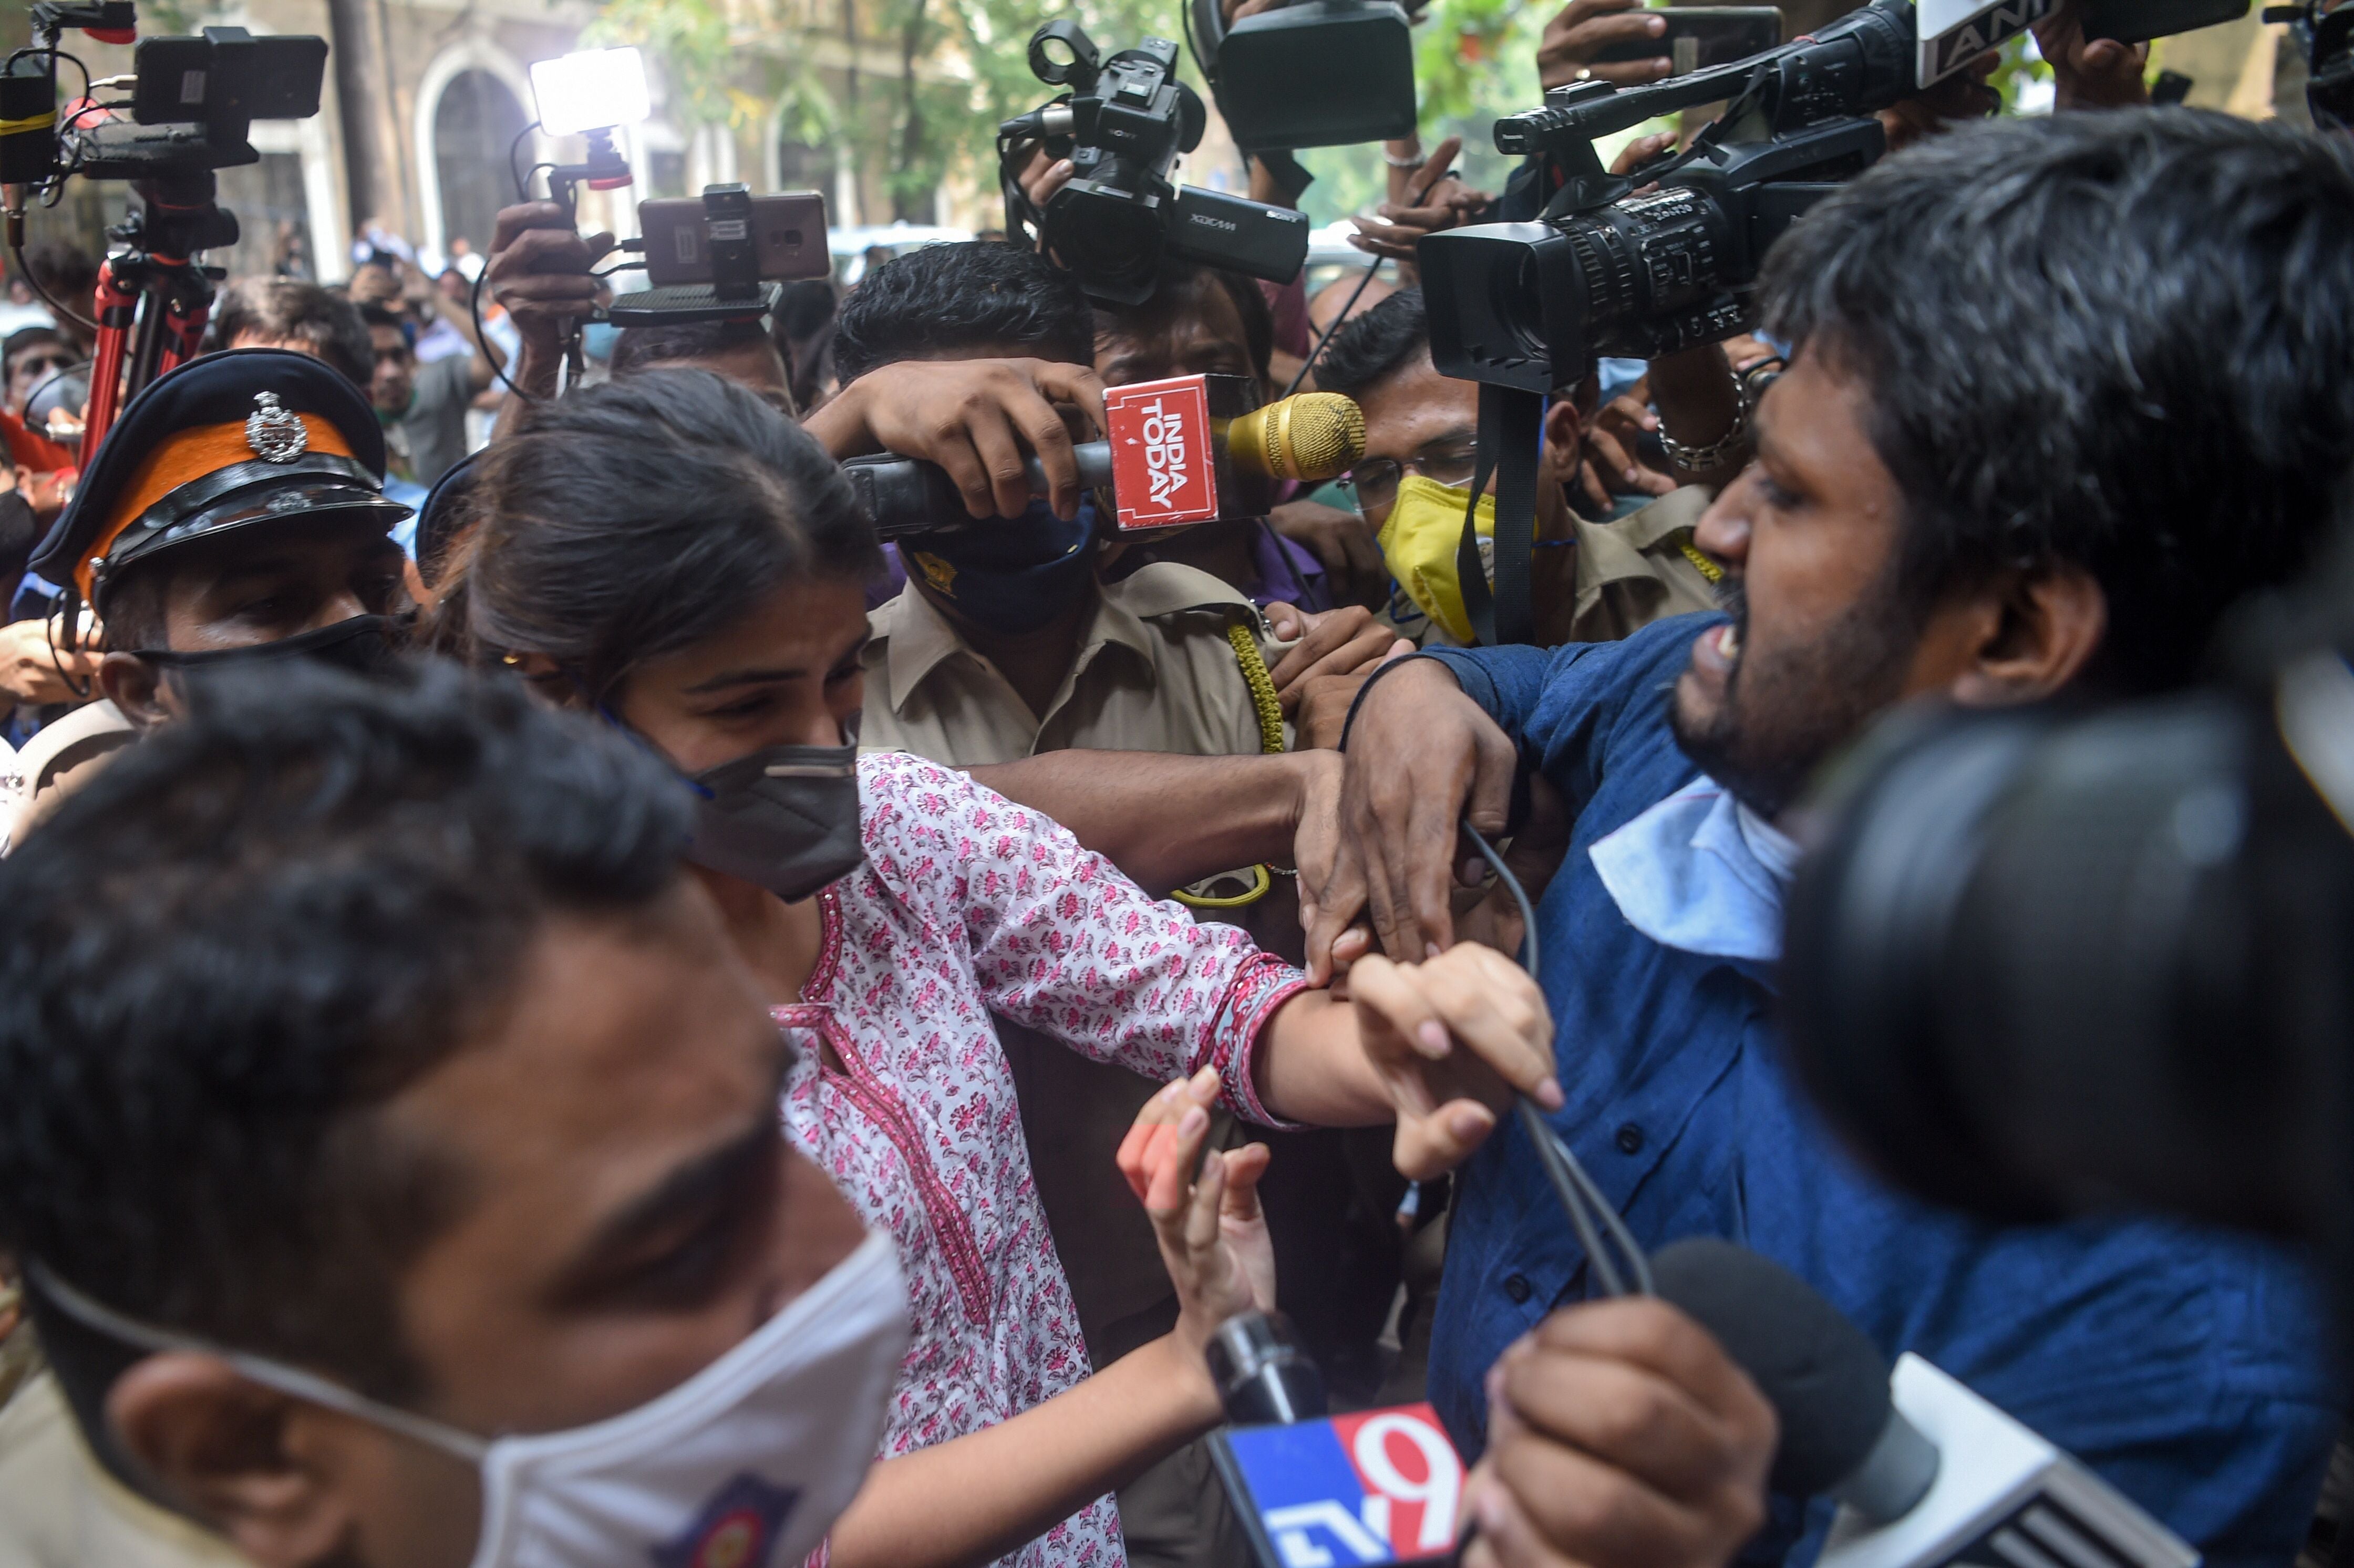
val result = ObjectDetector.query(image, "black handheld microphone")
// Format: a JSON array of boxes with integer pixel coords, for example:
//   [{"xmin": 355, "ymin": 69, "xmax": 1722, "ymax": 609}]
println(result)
[
  {"xmin": 1652, "ymin": 1238, "xmax": 1937, "ymax": 1520},
  {"xmin": 1653, "ymin": 1240, "xmax": 2197, "ymax": 1568},
  {"xmin": 1207, "ymin": 1311, "xmax": 1329, "ymax": 1427}
]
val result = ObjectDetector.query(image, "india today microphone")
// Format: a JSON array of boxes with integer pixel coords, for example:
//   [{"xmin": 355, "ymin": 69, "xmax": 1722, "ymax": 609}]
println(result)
[
  {"xmin": 839, "ymin": 374, "xmax": 1367, "ymax": 540},
  {"xmin": 1652, "ymin": 1240, "xmax": 2198, "ymax": 1568}
]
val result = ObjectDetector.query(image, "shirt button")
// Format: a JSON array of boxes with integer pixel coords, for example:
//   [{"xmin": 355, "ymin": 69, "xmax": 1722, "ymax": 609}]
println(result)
[
  {"xmin": 1615, "ymin": 1122, "xmax": 1646, "ymax": 1155},
  {"xmin": 1503, "ymin": 1273, "xmax": 1533, "ymax": 1304}
]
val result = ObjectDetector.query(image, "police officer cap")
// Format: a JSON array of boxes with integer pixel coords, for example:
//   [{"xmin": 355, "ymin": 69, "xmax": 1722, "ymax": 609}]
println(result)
[{"xmin": 29, "ymin": 346, "xmax": 413, "ymax": 611}]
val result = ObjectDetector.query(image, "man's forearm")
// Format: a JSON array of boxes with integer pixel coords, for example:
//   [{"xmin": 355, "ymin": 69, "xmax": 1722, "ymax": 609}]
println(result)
[
  {"xmin": 972, "ymin": 750, "xmax": 1323, "ymax": 896},
  {"xmin": 1649, "ymin": 344, "xmax": 1749, "ymax": 490},
  {"xmin": 490, "ymin": 345, "xmax": 562, "ymax": 442}
]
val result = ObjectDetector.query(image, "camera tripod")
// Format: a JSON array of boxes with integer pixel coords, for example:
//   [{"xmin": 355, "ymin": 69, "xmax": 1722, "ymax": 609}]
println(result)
[{"xmin": 81, "ymin": 167, "xmax": 235, "ymax": 453}]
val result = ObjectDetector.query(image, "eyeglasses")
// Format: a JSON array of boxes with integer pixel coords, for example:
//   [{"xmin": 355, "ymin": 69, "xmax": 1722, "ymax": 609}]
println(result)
[{"xmin": 1340, "ymin": 447, "xmax": 1480, "ymax": 514}]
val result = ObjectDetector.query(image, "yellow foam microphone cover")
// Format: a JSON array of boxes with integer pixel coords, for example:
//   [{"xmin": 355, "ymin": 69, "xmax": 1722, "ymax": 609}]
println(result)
[{"xmin": 1220, "ymin": 393, "xmax": 1367, "ymax": 483}]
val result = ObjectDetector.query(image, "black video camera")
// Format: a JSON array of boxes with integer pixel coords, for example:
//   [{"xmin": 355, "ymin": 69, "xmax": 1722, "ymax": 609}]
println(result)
[
  {"xmin": 1185, "ymin": 0, "xmax": 1418, "ymax": 155},
  {"xmin": 2268, "ymin": 0, "xmax": 2354, "ymax": 132},
  {"xmin": 998, "ymin": 20, "xmax": 1309, "ymax": 307},
  {"xmin": 1, "ymin": 11, "xmax": 324, "ymax": 189},
  {"xmin": 1420, "ymin": 0, "xmax": 1916, "ymax": 393}
]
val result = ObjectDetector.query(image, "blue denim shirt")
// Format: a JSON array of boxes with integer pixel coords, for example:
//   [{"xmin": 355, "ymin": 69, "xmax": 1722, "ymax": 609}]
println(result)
[{"xmin": 1421, "ymin": 614, "xmax": 2338, "ymax": 1568}]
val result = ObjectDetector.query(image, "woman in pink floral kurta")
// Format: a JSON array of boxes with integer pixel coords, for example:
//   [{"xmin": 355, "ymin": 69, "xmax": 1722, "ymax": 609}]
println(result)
[{"xmin": 777, "ymin": 750, "xmax": 1307, "ymax": 1568}]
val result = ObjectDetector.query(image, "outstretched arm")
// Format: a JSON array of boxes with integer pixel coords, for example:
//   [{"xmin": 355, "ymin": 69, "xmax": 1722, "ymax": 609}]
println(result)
[
  {"xmin": 971, "ymin": 749, "xmax": 1335, "ymax": 896},
  {"xmin": 825, "ymin": 1078, "xmax": 1272, "ymax": 1568}
]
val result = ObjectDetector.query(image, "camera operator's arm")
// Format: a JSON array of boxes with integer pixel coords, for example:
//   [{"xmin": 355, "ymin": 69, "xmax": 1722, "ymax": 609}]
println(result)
[
  {"xmin": 1646, "ymin": 344, "xmax": 1750, "ymax": 492},
  {"xmin": 1538, "ymin": 0, "xmax": 1675, "ymax": 90},
  {"xmin": 1349, "ymin": 138, "xmax": 1495, "ymax": 264},
  {"xmin": 803, "ymin": 357, "xmax": 1108, "ymax": 519},
  {"xmin": 1461, "ymin": 1300, "xmax": 1777, "ymax": 1568},
  {"xmin": 971, "ymin": 749, "xmax": 1338, "ymax": 896},
  {"xmin": 2032, "ymin": 0, "xmax": 2151, "ymax": 110},
  {"xmin": 483, "ymin": 201, "xmax": 616, "ymax": 420}
]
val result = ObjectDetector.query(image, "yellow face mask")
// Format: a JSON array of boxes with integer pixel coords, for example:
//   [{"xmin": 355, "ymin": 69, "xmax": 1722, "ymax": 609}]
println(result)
[{"xmin": 1377, "ymin": 474, "xmax": 1495, "ymax": 645}]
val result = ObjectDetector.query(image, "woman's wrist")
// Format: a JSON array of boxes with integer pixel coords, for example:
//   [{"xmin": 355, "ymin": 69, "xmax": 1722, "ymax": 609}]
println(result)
[{"xmin": 1142, "ymin": 1327, "xmax": 1230, "ymax": 1432}]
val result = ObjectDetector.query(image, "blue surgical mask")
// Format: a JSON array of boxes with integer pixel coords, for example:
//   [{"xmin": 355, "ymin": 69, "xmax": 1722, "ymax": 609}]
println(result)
[{"xmin": 903, "ymin": 501, "xmax": 1096, "ymax": 635}]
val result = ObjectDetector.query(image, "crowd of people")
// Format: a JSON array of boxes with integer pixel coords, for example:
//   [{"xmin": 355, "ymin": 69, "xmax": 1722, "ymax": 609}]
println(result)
[{"xmin": 0, "ymin": 3, "xmax": 2349, "ymax": 1568}]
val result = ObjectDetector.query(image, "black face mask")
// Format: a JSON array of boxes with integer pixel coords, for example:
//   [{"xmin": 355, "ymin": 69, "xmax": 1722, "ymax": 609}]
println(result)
[
  {"xmin": 681, "ymin": 733, "xmax": 865, "ymax": 902},
  {"xmin": 132, "ymin": 613, "xmax": 410, "ymax": 678}
]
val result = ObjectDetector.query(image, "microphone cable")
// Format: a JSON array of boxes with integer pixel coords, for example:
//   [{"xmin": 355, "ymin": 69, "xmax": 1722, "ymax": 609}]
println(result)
[{"xmin": 1458, "ymin": 819, "xmax": 1653, "ymax": 1298}]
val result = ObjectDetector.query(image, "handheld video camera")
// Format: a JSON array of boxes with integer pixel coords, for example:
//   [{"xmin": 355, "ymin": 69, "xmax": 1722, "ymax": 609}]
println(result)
[
  {"xmin": 2268, "ymin": 0, "xmax": 2354, "ymax": 131},
  {"xmin": 998, "ymin": 20, "xmax": 1309, "ymax": 307},
  {"xmin": 1419, "ymin": 0, "xmax": 1916, "ymax": 393},
  {"xmin": 0, "ymin": 3, "xmax": 330, "ymax": 452},
  {"xmin": 1185, "ymin": 0, "xmax": 1417, "ymax": 156}
]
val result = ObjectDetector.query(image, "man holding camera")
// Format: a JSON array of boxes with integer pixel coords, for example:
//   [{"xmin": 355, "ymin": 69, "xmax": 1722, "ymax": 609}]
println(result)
[{"xmin": 1316, "ymin": 110, "xmax": 2354, "ymax": 1565}]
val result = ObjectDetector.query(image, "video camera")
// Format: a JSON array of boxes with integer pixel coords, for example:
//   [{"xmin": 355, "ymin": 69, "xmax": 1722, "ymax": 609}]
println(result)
[
  {"xmin": 1780, "ymin": 522, "xmax": 2354, "ymax": 1278},
  {"xmin": 1420, "ymin": 0, "xmax": 1916, "ymax": 394},
  {"xmin": 2269, "ymin": 0, "xmax": 2354, "ymax": 131},
  {"xmin": 998, "ymin": 20, "xmax": 1309, "ymax": 307},
  {"xmin": 0, "ymin": 3, "xmax": 329, "ymax": 452},
  {"xmin": 1185, "ymin": 0, "xmax": 1417, "ymax": 160}
]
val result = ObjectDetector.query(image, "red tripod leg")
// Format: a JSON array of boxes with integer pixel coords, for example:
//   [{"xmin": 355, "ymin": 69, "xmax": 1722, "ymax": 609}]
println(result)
[{"xmin": 80, "ymin": 260, "xmax": 138, "ymax": 457}]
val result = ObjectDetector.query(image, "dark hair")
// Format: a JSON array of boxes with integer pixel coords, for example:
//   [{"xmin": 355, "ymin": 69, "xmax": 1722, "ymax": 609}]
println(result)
[
  {"xmin": 611, "ymin": 315, "xmax": 786, "ymax": 383},
  {"xmin": 355, "ymin": 294, "xmax": 416, "ymax": 353},
  {"xmin": 832, "ymin": 242, "xmax": 1095, "ymax": 382},
  {"xmin": 1313, "ymin": 286, "xmax": 1428, "ymax": 400},
  {"xmin": 2, "ymin": 325, "xmax": 69, "ymax": 374},
  {"xmin": 435, "ymin": 369, "xmax": 880, "ymax": 699},
  {"xmin": 1760, "ymin": 109, "xmax": 2354, "ymax": 694},
  {"xmin": 1093, "ymin": 259, "xmax": 1275, "ymax": 380},
  {"xmin": 0, "ymin": 659, "xmax": 691, "ymax": 1422},
  {"xmin": 212, "ymin": 277, "xmax": 375, "ymax": 391}
]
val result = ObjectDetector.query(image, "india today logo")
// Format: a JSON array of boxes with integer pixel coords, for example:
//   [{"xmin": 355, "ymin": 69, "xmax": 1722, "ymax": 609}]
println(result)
[{"xmin": 1106, "ymin": 374, "xmax": 1221, "ymax": 530}]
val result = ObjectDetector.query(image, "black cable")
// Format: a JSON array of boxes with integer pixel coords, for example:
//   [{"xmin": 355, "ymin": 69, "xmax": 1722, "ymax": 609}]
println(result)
[
  {"xmin": 11, "ymin": 239, "xmax": 96, "ymax": 334},
  {"xmin": 1460, "ymin": 818, "xmax": 1653, "ymax": 1297},
  {"xmin": 472, "ymin": 265, "xmax": 536, "ymax": 404},
  {"xmin": 508, "ymin": 119, "xmax": 543, "ymax": 202},
  {"xmin": 1281, "ymin": 162, "xmax": 1452, "ymax": 400}
]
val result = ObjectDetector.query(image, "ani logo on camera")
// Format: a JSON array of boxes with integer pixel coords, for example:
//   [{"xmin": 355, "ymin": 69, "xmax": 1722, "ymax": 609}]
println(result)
[
  {"xmin": 1219, "ymin": 1404, "xmax": 1464, "ymax": 1567},
  {"xmin": 1106, "ymin": 374, "xmax": 1220, "ymax": 529}
]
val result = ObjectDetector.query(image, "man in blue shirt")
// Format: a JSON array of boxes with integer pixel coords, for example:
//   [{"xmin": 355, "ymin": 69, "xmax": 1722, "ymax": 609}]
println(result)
[{"xmin": 1314, "ymin": 111, "xmax": 2354, "ymax": 1566}]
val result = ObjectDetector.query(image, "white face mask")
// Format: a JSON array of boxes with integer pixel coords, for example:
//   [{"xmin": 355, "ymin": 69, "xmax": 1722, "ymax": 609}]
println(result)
[{"xmin": 33, "ymin": 1230, "xmax": 911, "ymax": 1568}]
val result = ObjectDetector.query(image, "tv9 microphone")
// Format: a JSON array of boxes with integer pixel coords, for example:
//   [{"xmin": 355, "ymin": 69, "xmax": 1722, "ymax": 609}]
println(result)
[
  {"xmin": 839, "ymin": 377, "xmax": 1366, "ymax": 541},
  {"xmin": 1654, "ymin": 1241, "xmax": 2197, "ymax": 1568},
  {"xmin": 1204, "ymin": 1311, "xmax": 1470, "ymax": 1567}
]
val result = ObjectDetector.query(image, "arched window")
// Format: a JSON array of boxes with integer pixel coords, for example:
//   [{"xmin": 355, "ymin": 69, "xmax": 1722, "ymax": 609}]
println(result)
[
  {"xmin": 433, "ymin": 69, "xmax": 529, "ymax": 256},
  {"xmin": 777, "ymin": 136, "xmax": 837, "ymax": 199}
]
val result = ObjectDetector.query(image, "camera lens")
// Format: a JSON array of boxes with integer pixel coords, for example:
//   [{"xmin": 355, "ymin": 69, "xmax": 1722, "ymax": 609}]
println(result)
[
  {"xmin": 1047, "ymin": 188, "xmax": 1162, "ymax": 303},
  {"xmin": 1496, "ymin": 251, "xmax": 1552, "ymax": 366}
]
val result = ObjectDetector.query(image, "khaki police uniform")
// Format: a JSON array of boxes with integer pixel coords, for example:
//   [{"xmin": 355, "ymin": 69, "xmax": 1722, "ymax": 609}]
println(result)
[
  {"xmin": 1397, "ymin": 484, "xmax": 1725, "ymax": 648},
  {"xmin": 0, "ymin": 1369, "xmax": 253, "ymax": 1568}
]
